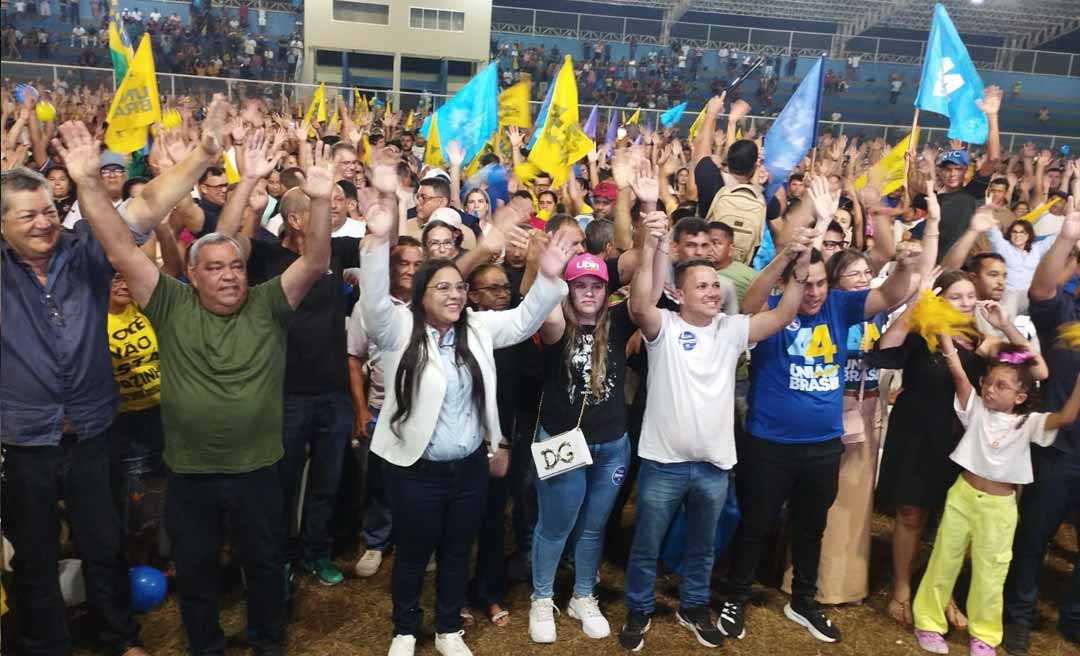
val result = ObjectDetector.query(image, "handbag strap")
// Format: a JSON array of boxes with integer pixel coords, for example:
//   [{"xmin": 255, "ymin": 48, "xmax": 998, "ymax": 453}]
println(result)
[
  {"xmin": 532, "ymin": 388, "xmax": 589, "ymax": 444},
  {"xmin": 856, "ymin": 360, "xmax": 868, "ymax": 403}
]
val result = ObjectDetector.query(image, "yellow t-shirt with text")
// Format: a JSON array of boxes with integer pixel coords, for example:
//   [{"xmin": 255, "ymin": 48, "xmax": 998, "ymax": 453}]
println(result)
[{"xmin": 108, "ymin": 303, "xmax": 161, "ymax": 413}]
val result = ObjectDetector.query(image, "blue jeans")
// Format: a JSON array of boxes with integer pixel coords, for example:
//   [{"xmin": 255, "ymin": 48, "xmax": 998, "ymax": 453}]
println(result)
[
  {"xmin": 279, "ymin": 391, "xmax": 352, "ymax": 562},
  {"xmin": 532, "ymin": 431, "xmax": 630, "ymax": 599},
  {"xmin": 354, "ymin": 407, "xmax": 393, "ymax": 552},
  {"xmin": 1004, "ymin": 447, "xmax": 1080, "ymax": 637},
  {"xmin": 624, "ymin": 459, "xmax": 730, "ymax": 614}
]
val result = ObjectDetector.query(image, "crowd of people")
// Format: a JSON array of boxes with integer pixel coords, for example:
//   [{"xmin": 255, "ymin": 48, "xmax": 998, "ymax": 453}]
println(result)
[
  {"xmin": 1, "ymin": 1, "xmax": 304, "ymax": 82},
  {"xmin": 1, "ymin": 71, "xmax": 1080, "ymax": 656}
]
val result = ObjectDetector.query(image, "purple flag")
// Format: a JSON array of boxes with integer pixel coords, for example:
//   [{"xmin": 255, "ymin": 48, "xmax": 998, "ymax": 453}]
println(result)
[
  {"xmin": 582, "ymin": 105, "xmax": 598, "ymax": 140},
  {"xmin": 604, "ymin": 109, "xmax": 618, "ymax": 145}
]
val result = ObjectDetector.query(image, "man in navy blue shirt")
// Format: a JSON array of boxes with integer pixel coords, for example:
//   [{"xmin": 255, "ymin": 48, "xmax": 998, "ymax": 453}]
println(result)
[{"xmin": 717, "ymin": 243, "xmax": 920, "ymax": 644}]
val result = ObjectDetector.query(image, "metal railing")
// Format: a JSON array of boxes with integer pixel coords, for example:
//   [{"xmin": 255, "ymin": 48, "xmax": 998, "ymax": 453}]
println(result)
[
  {"xmin": 490, "ymin": 5, "xmax": 1080, "ymax": 77},
  {"xmin": 5, "ymin": 61, "xmax": 1079, "ymax": 151}
]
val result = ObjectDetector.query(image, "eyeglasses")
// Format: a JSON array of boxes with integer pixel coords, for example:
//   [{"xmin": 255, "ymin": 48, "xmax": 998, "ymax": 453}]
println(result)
[
  {"xmin": 1009, "ymin": 230, "xmax": 1028, "ymax": 236},
  {"xmin": 427, "ymin": 281, "xmax": 469, "ymax": 295},
  {"xmin": 822, "ymin": 239, "xmax": 849, "ymax": 249},
  {"xmin": 100, "ymin": 167, "xmax": 126, "ymax": 177},
  {"xmin": 473, "ymin": 283, "xmax": 511, "ymax": 294},
  {"xmin": 202, "ymin": 182, "xmax": 229, "ymax": 189},
  {"xmin": 415, "ymin": 193, "xmax": 442, "ymax": 204},
  {"xmin": 426, "ymin": 239, "xmax": 455, "ymax": 249},
  {"xmin": 984, "ymin": 378, "xmax": 1022, "ymax": 394},
  {"xmin": 840, "ymin": 269, "xmax": 872, "ymax": 280}
]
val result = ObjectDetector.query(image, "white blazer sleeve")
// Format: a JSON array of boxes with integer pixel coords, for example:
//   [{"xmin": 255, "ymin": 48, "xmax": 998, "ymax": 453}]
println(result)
[
  {"xmin": 359, "ymin": 240, "xmax": 408, "ymax": 351},
  {"xmin": 472, "ymin": 271, "xmax": 568, "ymax": 350}
]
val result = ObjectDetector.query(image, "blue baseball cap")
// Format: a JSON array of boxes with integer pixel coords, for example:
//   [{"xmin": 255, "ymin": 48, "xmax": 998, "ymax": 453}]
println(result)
[{"xmin": 938, "ymin": 149, "xmax": 970, "ymax": 167}]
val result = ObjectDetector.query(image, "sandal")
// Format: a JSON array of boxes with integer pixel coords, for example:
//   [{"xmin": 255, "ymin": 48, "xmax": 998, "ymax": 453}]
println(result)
[
  {"xmin": 487, "ymin": 603, "xmax": 510, "ymax": 627},
  {"xmin": 946, "ymin": 598, "xmax": 968, "ymax": 631},
  {"xmin": 888, "ymin": 596, "xmax": 913, "ymax": 626},
  {"xmin": 460, "ymin": 608, "xmax": 475, "ymax": 628}
]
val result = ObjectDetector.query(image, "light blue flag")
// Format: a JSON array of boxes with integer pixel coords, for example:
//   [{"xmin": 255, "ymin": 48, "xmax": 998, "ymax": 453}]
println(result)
[
  {"xmin": 526, "ymin": 67, "xmax": 559, "ymax": 150},
  {"xmin": 435, "ymin": 62, "xmax": 500, "ymax": 165},
  {"xmin": 418, "ymin": 113, "xmax": 432, "ymax": 139},
  {"xmin": 582, "ymin": 105, "xmax": 598, "ymax": 140},
  {"xmin": 763, "ymin": 55, "xmax": 824, "ymax": 201},
  {"xmin": 659, "ymin": 101, "xmax": 687, "ymax": 128},
  {"xmin": 604, "ymin": 109, "xmax": 618, "ymax": 144},
  {"xmin": 915, "ymin": 4, "xmax": 987, "ymax": 144}
]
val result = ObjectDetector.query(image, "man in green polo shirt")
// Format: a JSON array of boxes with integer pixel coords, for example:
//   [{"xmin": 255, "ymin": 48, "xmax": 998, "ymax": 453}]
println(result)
[{"xmin": 55, "ymin": 118, "xmax": 334, "ymax": 655}]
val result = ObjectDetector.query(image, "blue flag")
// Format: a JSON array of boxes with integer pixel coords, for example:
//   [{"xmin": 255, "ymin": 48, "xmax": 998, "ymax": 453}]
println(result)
[
  {"xmin": 582, "ymin": 105, "xmax": 598, "ymax": 140},
  {"xmin": 527, "ymin": 68, "xmax": 559, "ymax": 150},
  {"xmin": 915, "ymin": 4, "xmax": 987, "ymax": 144},
  {"xmin": 434, "ymin": 62, "xmax": 500, "ymax": 165},
  {"xmin": 659, "ymin": 101, "xmax": 687, "ymax": 128},
  {"xmin": 763, "ymin": 55, "xmax": 824, "ymax": 201},
  {"xmin": 604, "ymin": 109, "xmax": 618, "ymax": 144}
]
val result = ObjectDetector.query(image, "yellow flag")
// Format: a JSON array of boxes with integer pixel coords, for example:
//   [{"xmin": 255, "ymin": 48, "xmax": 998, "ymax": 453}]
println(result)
[
  {"xmin": 328, "ymin": 102, "xmax": 341, "ymax": 133},
  {"xmin": 304, "ymin": 82, "xmax": 326, "ymax": 125},
  {"xmin": 734, "ymin": 127, "xmax": 743, "ymax": 140},
  {"xmin": 526, "ymin": 55, "xmax": 594, "ymax": 187},
  {"xmin": 626, "ymin": 108, "xmax": 640, "ymax": 125},
  {"xmin": 360, "ymin": 133, "xmax": 372, "ymax": 165},
  {"xmin": 1020, "ymin": 197, "xmax": 1060, "ymax": 222},
  {"xmin": 497, "ymin": 81, "xmax": 531, "ymax": 128},
  {"xmin": 104, "ymin": 34, "xmax": 160, "ymax": 154},
  {"xmin": 424, "ymin": 114, "xmax": 442, "ymax": 166},
  {"xmin": 404, "ymin": 110, "xmax": 415, "ymax": 131},
  {"xmin": 222, "ymin": 150, "xmax": 241, "ymax": 184},
  {"xmin": 855, "ymin": 130, "xmax": 918, "ymax": 196},
  {"xmin": 687, "ymin": 110, "xmax": 705, "ymax": 142}
]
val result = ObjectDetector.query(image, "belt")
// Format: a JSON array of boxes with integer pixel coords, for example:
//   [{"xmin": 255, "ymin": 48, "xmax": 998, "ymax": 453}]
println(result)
[{"xmin": 408, "ymin": 445, "xmax": 487, "ymax": 474}]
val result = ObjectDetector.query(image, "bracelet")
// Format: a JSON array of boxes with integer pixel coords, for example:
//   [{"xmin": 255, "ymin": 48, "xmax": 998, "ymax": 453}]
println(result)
[{"xmin": 942, "ymin": 350, "xmax": 959, "ymax": 358}]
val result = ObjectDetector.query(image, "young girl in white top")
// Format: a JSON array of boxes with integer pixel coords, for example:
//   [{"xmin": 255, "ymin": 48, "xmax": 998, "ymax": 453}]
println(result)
[{"xmin": 913, "ymin": 335, "xmax": 1080, "ymax": 656}]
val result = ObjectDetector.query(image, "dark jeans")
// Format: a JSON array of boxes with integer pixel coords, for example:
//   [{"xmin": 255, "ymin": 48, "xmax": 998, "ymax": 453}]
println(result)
[
  {"xmin": 279, "ymin": 391, "xmax": 352, "ymax": 562},
  {"xmin": 355, "ymin": 407, "xmax": 393, "ymax": 552},
  {"xmin": 1004, "ymin": 447, "xmax": 1080, "ymax": 636},
  {"xmin": 386, "ymin": 447, "xmax": 489, "ymax": 636},
  {"xmin": 471, "ymin": 471, "xmax": 509, "ymax": 608},
  {"xmin": 166, "ymin": 466, "xmax": 285, "ymax": 655},
  {"xmin": 729, "ymin": 436, "xmax": 843, "ymax": 603},
  {"xmin": 107, "ymin": 406, "xmax": 166, "ymax": 561},
  {"xmin": 1, "ymin": 435, "xmax": 141, "ymax": 656},
  {"xmin": 510, "ymin": 414, "xmax": 538, "ymax": 554}
]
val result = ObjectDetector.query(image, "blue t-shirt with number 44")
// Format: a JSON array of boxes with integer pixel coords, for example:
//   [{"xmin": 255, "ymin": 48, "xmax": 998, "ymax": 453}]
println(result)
[{"xmin": 747, "ymin": 288, "xmax": 870, "ymax": 444}]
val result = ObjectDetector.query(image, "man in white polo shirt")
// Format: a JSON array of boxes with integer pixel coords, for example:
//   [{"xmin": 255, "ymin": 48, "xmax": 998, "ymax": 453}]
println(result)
[{"xmin": 618, "ymin": 213, "xmax": 812, "ymax": 651}]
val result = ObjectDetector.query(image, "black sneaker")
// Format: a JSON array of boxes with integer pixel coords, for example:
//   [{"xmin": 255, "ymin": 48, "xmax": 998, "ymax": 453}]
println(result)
[
  {"xmin": 717, "ymin": 600, "xmax": 746, "ymax": 639},
  {"xmin": 1002, "ymin": 623, "xmax": 1030, "ymax": 655},
  {"xmin": 677, "ymin": 606, "xmax": 725, "ymax": 648},
  {"xmin": 784, "ymin": 598, "xmax": 841, "ymax": 643},
  {"xmin": 618, "ymin": 610, "xmax": 651, "ymax": 652}
]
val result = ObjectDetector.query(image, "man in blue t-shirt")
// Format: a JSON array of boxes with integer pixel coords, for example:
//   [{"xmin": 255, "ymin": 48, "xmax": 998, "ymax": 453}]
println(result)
[{"xmin": 717, "ymin": 245, "xmax": 920, "ymax": 644}]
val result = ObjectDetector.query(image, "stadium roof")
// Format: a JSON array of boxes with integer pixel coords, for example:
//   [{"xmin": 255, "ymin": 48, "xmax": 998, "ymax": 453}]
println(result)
[{"xmin": 575, "ymin": 0, "xmax": 1080, "ymax": 50}]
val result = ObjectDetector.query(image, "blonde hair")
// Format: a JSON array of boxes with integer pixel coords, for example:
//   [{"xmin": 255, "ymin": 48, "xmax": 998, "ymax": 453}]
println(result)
[{"xmin": 561, "ymin": 292, "xmax": 611, "ymax": 399}]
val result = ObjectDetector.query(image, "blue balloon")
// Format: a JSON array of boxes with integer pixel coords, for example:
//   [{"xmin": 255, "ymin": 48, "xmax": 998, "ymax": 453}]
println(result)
[
  {"xmin": 1061, "ymin": 145, "xmax": 1070, "ymax": 156},
  {"xmin": 129, "ymin": 565, "xmax": 166, "ymax": 612}
]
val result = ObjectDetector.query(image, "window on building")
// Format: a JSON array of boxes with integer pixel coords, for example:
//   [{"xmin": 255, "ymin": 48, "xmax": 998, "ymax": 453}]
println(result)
[
  {"xmin": 409, "ymin": 7, "xmax": 465, "ymax": 32},
  {"xmin": 333, "ymin": 0, "xmax": 389, "ymax": 26}
]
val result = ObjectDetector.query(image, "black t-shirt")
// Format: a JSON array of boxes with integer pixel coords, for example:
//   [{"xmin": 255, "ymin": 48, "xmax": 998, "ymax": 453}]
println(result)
[
  {"xmin": 695, "ymin": 157, "xmax": 725, "ymax": 214},
  {"xmin": 194, "ymin": 197, "xmax": 224, "ymax": 238},
  {"xmin": 1029, "ymin": 289, "xmax": 1080, "ymax": 454},
  {"xmin": 247, "ymin": 236, "xmax": 361, "ymax": 395},
  {"xmin": 540, "ymin": 302, "xmax": 636, "ymax": 442},
  {"xmin": 936, "ymin": 174, "xmax": 991, "ymax": 261}
]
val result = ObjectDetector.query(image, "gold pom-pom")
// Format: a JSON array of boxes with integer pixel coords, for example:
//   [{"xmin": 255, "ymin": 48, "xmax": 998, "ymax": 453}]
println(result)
[
  {"xmin": 161, "ymin": 108, "xmax": 182, "ymax": 130},
  {"xmin": 908, "ymin": 289, "xmax": 978, "ymax": 352},
  {"xmin": 1056, "ymin": 321, "xmax": 1080, "ymax": 350}
]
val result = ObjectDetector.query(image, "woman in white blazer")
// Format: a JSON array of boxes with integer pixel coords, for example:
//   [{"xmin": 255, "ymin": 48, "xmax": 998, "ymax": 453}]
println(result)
[{"xmin": 359, "ymin": 204, "xmax": 574, "ymax": 656}]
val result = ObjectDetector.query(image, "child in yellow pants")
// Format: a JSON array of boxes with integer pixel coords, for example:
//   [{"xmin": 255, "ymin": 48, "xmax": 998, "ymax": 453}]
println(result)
[{"xmin": 913, "ymin": 334, "xmax": 1080, "ymax": 655}]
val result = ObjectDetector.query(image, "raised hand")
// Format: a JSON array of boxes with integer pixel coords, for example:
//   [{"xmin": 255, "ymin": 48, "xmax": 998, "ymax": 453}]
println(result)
[
  {"xmin": 506, "ymin": 125, "xmax": 524, "ymax": 149},
  {"xmin": 920, "ymin": 265, "xmax": 944, "ymax": 292},
  {"xmin": 199, "ymin": 94, "xmax": 231, "ymax": 157},
  {"xmin": 976, "ymin": 300, "xmax": 1009, "ymax": 330},
  {"xmin": 1061, "ymin": 196, "xmax": 1080, "ymax": 242},
  {"xmin": 807, "ymin": 175, "xmax": 839, "ymax": 221},
  {"xmin": 631, "ymin": 164, "xmax": 660, "ymax": 204},
  {"xmin": 705, "ymin": 92, "xmax": 726, "ymax": 116},
  {"xmin": 52, "ymin": 121, "xmax": 101, "ymax": 185},
  {"xmin": 895, "ymin": 241, "xmax": 924, "ymax": 270},
  {"xmin": 302, "ymin": 141, "xmax": 335, "ymax": 200},
  {"xmin": 640, "ymin": 210, "xmax": 668, "ymax": 243},
  {"xmin": 924, "ymin": 167, "xmax": 941, "ymax": 222},
  {"xmin": 728, "ymin": 99, "xmax": 751, "ymax": 122},
  {"xmin": 1021, "ymin": 142, "xmax": 1036, "ymax": 158},
  {"xmin": 537, "ymin": 227, "xmax": 577, "ymax": 280},
  {"xmin": 445, "ymin": 140, "xmax": 465, "ymax": 168},
  {"xmin": 975, "ymin": 85, "xmax": 1003, "ymax": 116},
  {"xmin": 970, "ymin": 205, "xmax": 997, "ymax": 233},
  {"xmin": 240, "ymin": 129, "xmax": 283, "ymax": 179}
]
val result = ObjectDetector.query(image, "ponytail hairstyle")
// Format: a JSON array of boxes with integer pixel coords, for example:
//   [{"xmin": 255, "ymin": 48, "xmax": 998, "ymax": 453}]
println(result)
[
  {"xmin": 390, "ymin": 259, "xmax": 486, "ymax": 436},
  {"xmin": 561, "ymin": 285, "xmax": 611, "ymax": 399}
]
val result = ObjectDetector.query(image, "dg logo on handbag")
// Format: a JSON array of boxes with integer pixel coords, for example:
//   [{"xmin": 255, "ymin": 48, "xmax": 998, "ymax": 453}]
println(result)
[{"xmin": 531, "ymin": 427, "xmax": 593, "ymax": 480}]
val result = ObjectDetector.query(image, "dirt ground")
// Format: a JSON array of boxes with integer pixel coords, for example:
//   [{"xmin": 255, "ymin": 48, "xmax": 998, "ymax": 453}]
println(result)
[{"xmin": 54, "ymin": 510, "xmax": 1080, "ymax": 656}]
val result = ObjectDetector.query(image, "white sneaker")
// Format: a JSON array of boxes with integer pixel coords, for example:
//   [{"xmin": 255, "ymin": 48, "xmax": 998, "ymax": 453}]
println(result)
[
  {"xmin": 355, "ymin": 549, "xmax": 383, "ymax": 577},
  {"xmin": 567, "ymin": 594, "xmax": 611, "ymax": 639},
  {"xmin": 529, "ymin": 597, "xmax": 559, "ymax": 643},
  {"xmin": 434, "ymin": 630, "xmax": 473, "ymax": 656},
  {"xmin": 387, "ymin": 634, "xmax": 416, "ymax": 656}
]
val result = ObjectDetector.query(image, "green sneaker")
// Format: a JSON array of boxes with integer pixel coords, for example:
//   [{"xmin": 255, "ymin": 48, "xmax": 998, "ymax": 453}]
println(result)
[{"xmin": 302, "ymin": 558, "xmax": 344, "ymax": 586}]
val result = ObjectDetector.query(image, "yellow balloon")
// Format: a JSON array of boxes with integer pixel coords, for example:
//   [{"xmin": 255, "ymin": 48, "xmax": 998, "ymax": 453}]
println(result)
[{"xmin": 35, "ymin": 101, "xmax": 56, "ymax": 122}]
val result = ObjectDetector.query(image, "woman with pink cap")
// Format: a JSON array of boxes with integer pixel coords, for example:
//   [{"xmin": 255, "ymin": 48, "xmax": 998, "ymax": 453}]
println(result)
[{"xmin": 527, "ymin": 213, "xmax": 666, "ymax": 645}]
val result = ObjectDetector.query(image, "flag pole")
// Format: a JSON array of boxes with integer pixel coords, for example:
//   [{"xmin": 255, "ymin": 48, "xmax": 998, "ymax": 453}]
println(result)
[{"xmin": 902, "ymin": 108, "xmax": 920, "ymax": 206}]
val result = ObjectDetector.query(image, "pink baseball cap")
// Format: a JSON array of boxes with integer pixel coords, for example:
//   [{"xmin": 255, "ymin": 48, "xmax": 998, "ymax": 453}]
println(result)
[{"xmin": 564, "ymin": 253, "xmax": 609, "ymax": 283}]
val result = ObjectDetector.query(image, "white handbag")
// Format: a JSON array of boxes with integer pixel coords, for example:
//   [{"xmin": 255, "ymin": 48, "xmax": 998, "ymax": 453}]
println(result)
[{"xmin": 531, "ymin": 390, "xmax": 593, "ymax": 480}]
